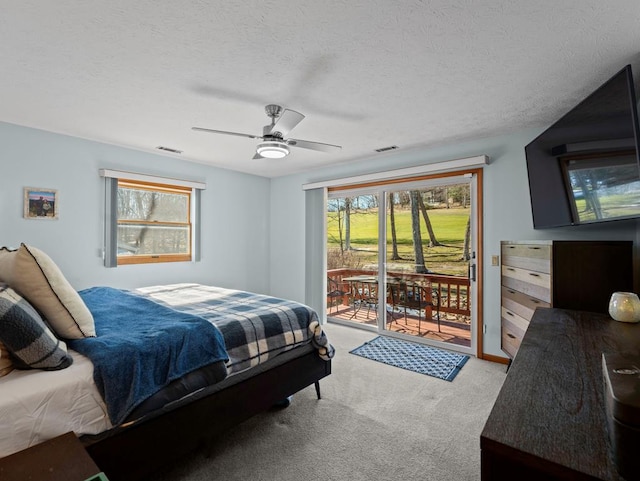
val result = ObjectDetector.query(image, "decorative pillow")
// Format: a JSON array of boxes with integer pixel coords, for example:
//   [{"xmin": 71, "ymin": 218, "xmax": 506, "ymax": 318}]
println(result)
[
  {"xmin": 0, "ymin": 285, "xmax": 73, "ymax": 370},
  {"xmin": 0, "ymin": 244, "xmax": 95, "ymax": 339},
  {"xmin": 0, "ymin": 247, "xmax": 16, "ymax": 279},
  {"xmin": 0, "ymin": 342, "xmax": 14, "ymax": 377}
]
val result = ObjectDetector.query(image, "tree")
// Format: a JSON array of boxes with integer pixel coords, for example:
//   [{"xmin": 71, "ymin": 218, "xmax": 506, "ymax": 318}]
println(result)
[
  {"xmin": 117, "ymin": 188, "xmax": 160, "ymax": 253},
  {"xmin": 344, "ymin": 197, "xmax": 352, "ymax": 251},
  {"xmin": 575, "ymin": 172, "xmax": 603, "ymax": 218},
  {"xmin": 462, "ymin": 215, "xmax": 471, "ymax": 261},
  {"xmin": 327, "ymin": 198, "xmax": 345, "ymax": 254},
  {"xmin": 135, "ymin": 193, "xmax": 158, "ymax": 250},
  {"xmin": 410, "ymin": 190, "xmax": 428, "ymax": 273},
  {"xmin": 388, "ymin": 192, "xmax": 401, "ymax": 260},
  {"xmin": 448, "ymin": 185, "xmax": 469, "ymax": 207},
  {"xmin": 416, "ymin": 193, "xmax": 441, "ymax": 247}
]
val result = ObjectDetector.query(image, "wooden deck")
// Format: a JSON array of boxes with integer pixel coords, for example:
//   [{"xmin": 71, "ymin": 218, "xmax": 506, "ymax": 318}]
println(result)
[
  {"xmin": 327, "ymin": 268, "xmax": 472, "ymax": 349},
  {"xmin": 327, "ymin": 304, "xmax": 471, "ymax": 348}
]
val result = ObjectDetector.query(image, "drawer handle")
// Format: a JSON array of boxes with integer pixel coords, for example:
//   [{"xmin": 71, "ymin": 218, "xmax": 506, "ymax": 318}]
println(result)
[
  {"xmin": 530, "ymin": 299, "xmax": 539, "ymax": 304},
  {"xmin": 529, "ymin": 273, "xmax": 540, "ymax": 277},
  {"xmin": 506, "ymin": 267, "xmax": 515, "ymax": 271},
  {"xmin": 506, "ymin": 311, "xmax": 514, "ymax": 317},
  {"xmin": 508, "ymin": 289, "xmax": 515, "ymax": 294},
  {"xmin": 507, "ymin": 333, "xmax": 516, "ymax": 339},
  {"xmin": 527, "ymin": 247, "xmax": 541, "ymax": 250}
]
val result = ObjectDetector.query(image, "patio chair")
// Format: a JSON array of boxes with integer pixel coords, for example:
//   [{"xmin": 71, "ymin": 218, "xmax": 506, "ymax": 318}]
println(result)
[
  {"xmin": 388, "ymin": 280, "xmax": 440, "ymax": 334},
  {"xmin": 327, "ymin": 277, "xmax": 348, "ymax": 314},
  {"xmin": 385, "ymin": 278, "xmax": 407, "ymax": 328},
  {"xmin": 410, "ymin": 284, "xmax": 441, "ymax": 333}
]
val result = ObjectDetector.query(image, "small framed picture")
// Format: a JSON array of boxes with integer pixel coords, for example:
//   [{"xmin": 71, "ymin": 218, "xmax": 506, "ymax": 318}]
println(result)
[{"xmin": 24, "ymin": 187, "xmax": 58, "ymax": 220}]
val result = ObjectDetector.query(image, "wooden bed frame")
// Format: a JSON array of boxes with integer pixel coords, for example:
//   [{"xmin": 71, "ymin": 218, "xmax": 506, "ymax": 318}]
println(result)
[{"xmin": 83, "ymin": 350, "xmax": 331, "ymax": 481}]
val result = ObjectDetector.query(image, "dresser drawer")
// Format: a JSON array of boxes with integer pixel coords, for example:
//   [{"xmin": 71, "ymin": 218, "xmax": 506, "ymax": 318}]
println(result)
[
  {"xmin": 501, "ymin": 317, "xmax": 525, "ymax": 358},
  {"xmin": 502, "ymin": 264, "xmax": 550, "ymax": 294},
  {"xmin": 501, "ymin": 306, "xmax": 529, "ymax": 331},
  {"xmin": 502, "ymin": 276, "xmax": 551, "ymax": 304},
  {"xmin": 501, "ymin": 286, "xmax": 550, "ymax": 321},
  {"xmin": 501, "ymin": 243, "xmax": 551, "ymax": 273},
  {"xmin": 501, "ymin": 265, "xmax": 550, "ymax": 288}
]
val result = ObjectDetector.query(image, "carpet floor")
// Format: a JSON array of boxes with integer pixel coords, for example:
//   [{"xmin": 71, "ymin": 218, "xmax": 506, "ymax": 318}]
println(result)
[{"xmin": 149, "ymin": 324, "xmax": 507, "ymax": 481}]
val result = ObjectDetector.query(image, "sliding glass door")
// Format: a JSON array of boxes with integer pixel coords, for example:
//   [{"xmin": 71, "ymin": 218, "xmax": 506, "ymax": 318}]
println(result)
[{"xmin": 326, "ymin": 173, "xmax": 477, "ymax": 355}]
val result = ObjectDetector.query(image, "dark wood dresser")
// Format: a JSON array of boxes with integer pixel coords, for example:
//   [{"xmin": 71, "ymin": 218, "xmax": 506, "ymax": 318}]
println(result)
[{"xmin": 481, "ymin": 308, "xmax": 640, "ymax": 481}]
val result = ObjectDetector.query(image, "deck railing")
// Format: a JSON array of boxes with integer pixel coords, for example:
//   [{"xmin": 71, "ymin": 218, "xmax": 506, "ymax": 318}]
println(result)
[{"xmin": 327, "ymin": 268, "xmax": 470, "ymax": 319}]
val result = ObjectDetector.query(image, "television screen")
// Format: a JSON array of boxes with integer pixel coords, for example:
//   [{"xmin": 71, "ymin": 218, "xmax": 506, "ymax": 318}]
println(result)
[{"xmin": 525, "ymin": 65, "xmax": 640, "ymax": 228}]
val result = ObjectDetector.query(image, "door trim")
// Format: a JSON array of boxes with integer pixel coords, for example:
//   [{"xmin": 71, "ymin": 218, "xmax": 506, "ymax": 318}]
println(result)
[{"xmin": 303, "ymin": 155, "xmax": 488, "ymax": 190}]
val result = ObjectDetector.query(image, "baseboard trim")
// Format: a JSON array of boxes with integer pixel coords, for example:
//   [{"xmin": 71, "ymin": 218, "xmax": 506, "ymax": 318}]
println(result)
[{"xmin": 481, "ymin": 353, "xmax": 510, "ymax": 365}]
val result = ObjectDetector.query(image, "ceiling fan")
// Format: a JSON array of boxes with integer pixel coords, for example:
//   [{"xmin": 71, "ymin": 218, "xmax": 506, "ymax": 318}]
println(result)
[{"xmin": 192, "ymin": 104, "xmax": 342, "ymax": 159}]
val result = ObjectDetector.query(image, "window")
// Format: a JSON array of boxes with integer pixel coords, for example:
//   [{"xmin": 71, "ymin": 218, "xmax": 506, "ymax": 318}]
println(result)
[
  {"xmin": 117, "ymin": 180, "xmax": 192, "ymax": 265},
  {"xmin": 101, "ymin": 169, "xmax": 205, "ymax": 267}
]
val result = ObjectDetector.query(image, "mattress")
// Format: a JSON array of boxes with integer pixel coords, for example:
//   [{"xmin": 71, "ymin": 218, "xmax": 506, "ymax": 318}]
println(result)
[
  {"xmin": 0, "ymin": 349, "xmax": 111, "ymax": 458},
  {"xmin": 0, "ymin": 343, "xmax": 313, "ymax": 457}
]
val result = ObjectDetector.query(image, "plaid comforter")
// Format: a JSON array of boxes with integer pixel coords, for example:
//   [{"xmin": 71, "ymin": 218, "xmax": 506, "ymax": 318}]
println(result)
[{"xmin": 136, "ymin": 283, "xmax": 334, "ymax": 374}]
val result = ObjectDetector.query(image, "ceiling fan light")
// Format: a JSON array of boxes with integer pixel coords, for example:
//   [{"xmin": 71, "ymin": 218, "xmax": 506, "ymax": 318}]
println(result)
[{"xmin": 256, "ymin": 141, "xmax": 289, "ymax": 159}]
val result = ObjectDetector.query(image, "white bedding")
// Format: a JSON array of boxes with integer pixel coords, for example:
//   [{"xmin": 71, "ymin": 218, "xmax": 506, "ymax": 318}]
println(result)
[{"xmin": 0, "ymin": 349, "xmax": 112, "ymax": 458}]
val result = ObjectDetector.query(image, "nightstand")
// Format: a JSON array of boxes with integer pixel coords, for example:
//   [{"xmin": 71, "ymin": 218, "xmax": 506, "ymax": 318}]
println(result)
[{"xmin": 0, "ymin": 431, "xmax": 102, "ymax": 481}]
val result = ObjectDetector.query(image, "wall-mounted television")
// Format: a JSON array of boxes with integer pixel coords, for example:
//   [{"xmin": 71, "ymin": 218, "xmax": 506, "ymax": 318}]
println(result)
[{"xmin": 525, "ymin": 64, "xmax": 640, "ymax": 229}]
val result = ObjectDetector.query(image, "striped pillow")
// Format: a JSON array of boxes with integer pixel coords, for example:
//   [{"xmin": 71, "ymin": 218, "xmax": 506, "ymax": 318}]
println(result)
[
  {"xmin": 0, "ymin": 342, "xmax": 13, "ymax": 377},
  {"xmin": 0, "ymin": 285, "xmax": 73, "ymax": 370},
  {"xmin": 0, "ymin": 244, "xmax": 95, "ymax": 339}
]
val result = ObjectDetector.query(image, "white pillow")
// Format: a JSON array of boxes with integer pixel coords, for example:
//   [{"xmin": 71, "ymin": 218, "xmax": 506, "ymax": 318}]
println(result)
[{"xmin": 0, "ymin": 244, "xmax": 95, "ymax": 339}]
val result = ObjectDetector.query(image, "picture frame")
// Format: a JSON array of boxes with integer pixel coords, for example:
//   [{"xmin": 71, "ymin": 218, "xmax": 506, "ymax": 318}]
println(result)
[{"xmin": 23, "ymin": 187, "xmax": 58, "ymax": 220}]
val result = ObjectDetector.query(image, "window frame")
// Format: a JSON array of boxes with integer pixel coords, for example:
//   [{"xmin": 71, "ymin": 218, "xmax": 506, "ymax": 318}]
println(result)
[{"xmin": 116, "ymin": 179, "xmax": 193, "ymax": 265}]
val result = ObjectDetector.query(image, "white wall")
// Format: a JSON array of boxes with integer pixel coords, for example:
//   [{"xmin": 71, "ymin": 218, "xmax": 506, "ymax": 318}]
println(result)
[
  {"xmin": 0, "ymin": 122, "xmax": 271, "ymax": 294},
  {"xmin": 270, "ymin": 129, "xmax": 639, "ymax": 357}
]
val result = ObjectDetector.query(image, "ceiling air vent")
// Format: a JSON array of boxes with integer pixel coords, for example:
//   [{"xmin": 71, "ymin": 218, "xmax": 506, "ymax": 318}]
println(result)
[
  {"xmin": 156, "ymin": 146, "xmax": 183, "ymax": 154},
  {"xmin": 374, "ymin": 145, "xmax": 399, "ymax": 153}
]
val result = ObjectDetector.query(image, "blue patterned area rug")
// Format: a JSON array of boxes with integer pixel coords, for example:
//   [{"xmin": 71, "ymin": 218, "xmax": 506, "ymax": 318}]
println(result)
[{"xmin": 349, "ymin": 336, "xmax": 469, "ymax": 381}]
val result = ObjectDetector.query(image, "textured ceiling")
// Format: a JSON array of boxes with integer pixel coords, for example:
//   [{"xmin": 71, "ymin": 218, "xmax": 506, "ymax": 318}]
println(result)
[{"xmin": 1, "ymin": 1, "xmax": 639, "ymax": 178}]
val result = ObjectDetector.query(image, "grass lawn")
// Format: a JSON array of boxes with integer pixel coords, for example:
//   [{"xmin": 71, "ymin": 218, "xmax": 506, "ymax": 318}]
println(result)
[
  {"xmin": 573, "ymin": 192, "xmax": 640, "ymax": 222},
  {"xmin": 327, "ymin": 207, "xmax": 470, "ymax": 276}
]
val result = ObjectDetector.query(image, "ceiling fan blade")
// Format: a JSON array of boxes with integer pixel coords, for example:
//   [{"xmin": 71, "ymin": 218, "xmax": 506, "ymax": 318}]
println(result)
[
  {"xmin": 268, "ymin": 109, "xmax": 305, "ymax": 137},
  {"xmin": 288, "ymin": 138, "xmax": 342, "ymax": 153},
  {"xmin": 192, "ymin": 127, "xmax": 262, "ymax": 140},
  {"xmin": 252, "ymin": 152, "xmax": 264, "ymax": 160}
]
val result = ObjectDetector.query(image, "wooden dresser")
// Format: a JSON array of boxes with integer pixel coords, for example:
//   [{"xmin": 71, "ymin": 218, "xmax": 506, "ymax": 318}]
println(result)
[
  {"xmin": 500, "ymin": 240, "xmax": 633, "ymax": 358},
  {"xmin": 482, "ymin": 308, "xmax": 640, "ymax": 480}
]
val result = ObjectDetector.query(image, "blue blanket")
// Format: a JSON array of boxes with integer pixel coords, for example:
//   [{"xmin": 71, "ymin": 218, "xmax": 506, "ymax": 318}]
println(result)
[{"xmin": 69, "ymin": 287, "xmax": 228, "ymax": 425}]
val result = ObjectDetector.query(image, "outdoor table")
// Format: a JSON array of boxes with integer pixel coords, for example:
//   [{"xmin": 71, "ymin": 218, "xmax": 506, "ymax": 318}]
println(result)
[{"xmin": 341, "ymin": 276, "xmax": 439, "ymax": 331}]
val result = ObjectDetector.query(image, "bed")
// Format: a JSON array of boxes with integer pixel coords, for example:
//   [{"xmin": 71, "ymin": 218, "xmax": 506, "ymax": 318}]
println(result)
[{"xmin": 0, "ymin": 244, "xmax": 333, "ymax": 481}]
